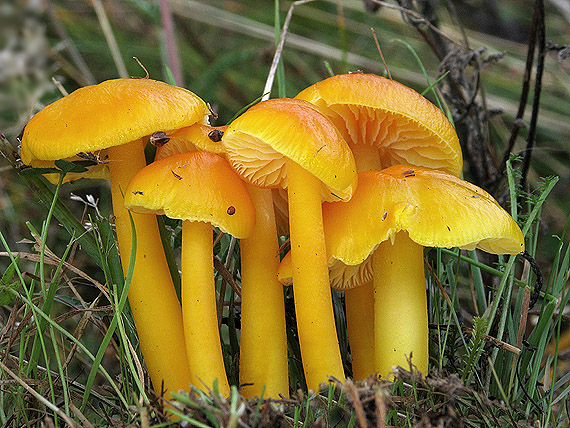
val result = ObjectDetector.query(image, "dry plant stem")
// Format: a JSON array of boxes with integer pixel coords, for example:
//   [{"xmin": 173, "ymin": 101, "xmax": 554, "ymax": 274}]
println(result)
[
  {"xmin": 373, "ymin": 232, "xmax": 428, "ymax": 378},
  {"xmin": 287, "ymin": 159, "xmax": 345, "ymax": 390},
  {"xmin": 107, "ymin": 139, "xmax": 192, "ymax": 398},
  {"xmin": 181, "ymin": 220, "xmax": 230, "ymax": 395},
  {"xmin": 344, "ymin": 281, "xmax": 375, "ymax": 380},
  {"xmin": 239, "ymin": 185, "xmax": 288, "ymax": 398}
]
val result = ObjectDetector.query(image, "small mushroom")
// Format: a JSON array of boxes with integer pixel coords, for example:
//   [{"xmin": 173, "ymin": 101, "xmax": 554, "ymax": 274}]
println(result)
[
  {"xmin": 124, "ymin": 151, "xmax": 256, "ymax": 395},
  {"xmin": 322, "ymin": 165, "xmax": 525, "ymax": 378},
  {"xmin": 20, "ymin": 78, "xmax": 210, "ymax": 398}
]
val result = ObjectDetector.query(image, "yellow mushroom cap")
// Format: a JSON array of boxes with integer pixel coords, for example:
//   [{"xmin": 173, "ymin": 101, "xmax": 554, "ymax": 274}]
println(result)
[
  {"xmin": 277, "ymin": 249, "xmax": 373, "ymax": 290},
  {"xmin": 295, "ymin": 73, "xmax": 463, "ymax": 177},
  {"xmin": 124, "ymin": 151, "xmax": 255, "ymax": 238},
  {"xmin": 222, "ymin": 98, "xmax": 357, "ymax": 202},
  {"xmin": 323, "ymin": 165, "xmax": 525, "ymax": 266},
  {"xmin": 21, "ymin": 78, "xmax": 210, "ymax": 165},
  {"xmin": 155, "ymin": 124, "xmax": 227, "ymax": 160}
]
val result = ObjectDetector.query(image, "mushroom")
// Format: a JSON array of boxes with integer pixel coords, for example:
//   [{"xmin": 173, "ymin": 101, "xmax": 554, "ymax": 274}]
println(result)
[
  {"xmin": 296, "ymin": 73, "xmax": 464, "ymax": 371},
  {"xmin": 295, "ymin": 72, "xmax": 462, "ymax": 175},
  {"xmin": 277, "ymin": 251, "xmax": 375, "ymax": 381},
  {"xmin": 222, "ymin": 98, "xmax": 357, "ymax": 391},
  {"xmin": 152, "ymin": 121, "xmax": 288, "ymax": 398},
  {"xmin": 124, "ymin": 151, "xmax": 256, "ymax": 395},
  {"xmin": 322, "ymin": 165, "xmax": 525, "ymax": 378},
  {"xmin": 20, "ymin": 78, "xmax": 210, "ymax": 397}
]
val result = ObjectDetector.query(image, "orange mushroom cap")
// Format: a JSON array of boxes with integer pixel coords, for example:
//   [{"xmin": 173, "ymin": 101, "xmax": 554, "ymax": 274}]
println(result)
[
  {"xmin": 124, "ymin": 151, "xmax": 255, "ymax": 238},
  {"xmin": 222, "ymin": 98, "xmax": 357, "ymax": 202},
  {"xmin": 323, "ymin": 165, "xmax": 524, "ymax": 266},
  {"xmin": 296, "ymin": 73, "xmax": 463, "ymax": 176},
  {"xmin": 20, "ymin": 78, "xmax": 210, "ymax": 175}
]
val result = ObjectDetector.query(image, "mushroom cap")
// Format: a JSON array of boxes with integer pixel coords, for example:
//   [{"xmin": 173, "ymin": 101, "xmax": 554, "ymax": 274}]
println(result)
[
  {"xmin": 222, "ymin": 98, "xmax": 357, "ymax": 202},
  {"xmin": 124, "ymin": 151, "xmax": 255, "ymax": 238},
  {"xmin": 323, "ymin": 165, "xmax": 525, "ymax": 266},
  {"xmin": 20, "ymin": 78, "xmax": 210, "ymax": 165},
  {"xmin": 277, "ymin": 250, "xmax": 373, "ymax": 290},
  {"xmin": 155, "ymin": 124, "xmax": 227, "ymax": 160},
  {"xmin": 295, "ymin": 73, "xmax": 463, "ymax": 177}
]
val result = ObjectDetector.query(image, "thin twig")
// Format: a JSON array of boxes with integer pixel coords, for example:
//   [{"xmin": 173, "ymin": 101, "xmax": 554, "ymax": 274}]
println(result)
[
  {"xmin": 262, "ymin": 0, "xmax": 316, "ymax": 101},
  {"xmin": 371, "ymin": 27, "xmax": 391, "ymax": 79}
]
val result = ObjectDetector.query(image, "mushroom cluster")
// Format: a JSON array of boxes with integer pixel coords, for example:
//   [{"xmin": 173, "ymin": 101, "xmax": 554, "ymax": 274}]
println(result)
[{"xmin": 19, "ymin": 73, "xmax": 524, "ymax": 401}]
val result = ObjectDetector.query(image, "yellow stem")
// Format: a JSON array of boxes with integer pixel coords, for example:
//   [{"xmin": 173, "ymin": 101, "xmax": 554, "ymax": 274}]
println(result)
[
  {"xmin": 181, "ymin": 220, "xmax": 230, "ymax": 395},
  {"xmin": 287, "ymin": 159, "xmax": 345, "ymax": 390},
  {"xmin": 372, "ymin": 232, "xmax": 428, "ymax": 378},
  {"xmin": 345, "ymin": 281, "xmax": 375, "ymax": 380},
  {"xmin": 108, "ymin": 139, "xmax": 191, "ymax": 398},
  {"xmin": 349, "ymin": 143, "xmax": 382, "ymax": 172},
  {"xmin": 239, "ymin": 185, "xmax": 289, "ymax": 398},
  {"xmin": 344, "ymin": 141, "xmax": 379, "ymax": 380}
]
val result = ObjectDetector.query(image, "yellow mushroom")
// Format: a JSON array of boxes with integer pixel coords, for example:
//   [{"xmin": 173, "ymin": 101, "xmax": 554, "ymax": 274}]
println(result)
[
  {"xmin": 222, "ymin": 98, "xmax": 357, "ymax": 391},
  {"xmin": 20, "ymin": 78, "xmax": 210, "ymax": 398},
  {"xmin": 322, "ymin": 165, "xmax": 525, "ymax": 378},
  {"xmin": 124, "ymin": 151, "xmax": 256, "ymax": 395}
]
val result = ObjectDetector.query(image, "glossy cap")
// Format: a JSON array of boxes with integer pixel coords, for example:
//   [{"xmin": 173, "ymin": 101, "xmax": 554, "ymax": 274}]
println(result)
[
  {"xmin": 323, "ymin": 165, "xmax": 525, "ymax": 266},
  {"xmin": 296, "ymin": 73, "xmax": 463, "ymax": 176},
  {"xmin": 124, "ymin": 151, "xmax": 255, "ymax": 238},
  {"xmin": 155, "ymin": 124, "xmax": 227, "ymax": 160},
  {"xmin": 222, "ymin": 98, "xmax": 357, "ymax": 202},
  {"xmin": 21, "ymin": 78, "xmax": 210, "ymax": 165}
]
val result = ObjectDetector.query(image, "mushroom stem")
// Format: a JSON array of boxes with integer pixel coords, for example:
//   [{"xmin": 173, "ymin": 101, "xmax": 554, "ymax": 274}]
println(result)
[
  {"xmin": 108, "ymin": 139, "xmax": 192, "ymax": 397},
  {"xmin": 239, "ymin": 185, "xmax": 288, "ymax": 398},
  {"xmin": 345, "ymin": 142, "xmax": 381, "ymax": 380},
  {"xmin": 286, "ymin": 159, "xmax": 345, "ymax": 390},
  {"xmin": 372, "ymin": 231, "xmax": 428, "ymax": 378},
  {"xmin": 181, "ymin": 220, "xmax": 230, "ymax": 395},
  {"xmin": 344, "ymin": 280, "xmax": 375, "ymax": 380},
  {"xmin": 349, "ymin": 143, "xmax": 382, "ymax": 172}
]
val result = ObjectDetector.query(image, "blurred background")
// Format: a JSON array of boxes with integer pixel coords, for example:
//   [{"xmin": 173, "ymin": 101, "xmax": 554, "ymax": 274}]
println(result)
[{"xmin": 0, "ymin": 0, "xmax": 569, "ymax": 269}]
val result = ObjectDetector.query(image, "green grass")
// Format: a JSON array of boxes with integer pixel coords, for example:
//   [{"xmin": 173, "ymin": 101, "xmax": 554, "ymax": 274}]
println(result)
[{"xmin": 1, "ymin": 1, "xmax": 570, "ymax": 426}]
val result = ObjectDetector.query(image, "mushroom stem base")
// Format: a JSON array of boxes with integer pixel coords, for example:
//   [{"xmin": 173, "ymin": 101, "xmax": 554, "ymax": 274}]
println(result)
[
  {"xmin": 345, "ymin": 281, "xmax": 375, "ymax": 380},
  {"xmin": 287, "ymin": 159, "xmax": 345, "ymax": 391},
  {"xmin": 372, "ymin": 232, "xmax": 428, "ymax": 379},
  {"xmin": 239, "ymin": 185, "xmax": 289, "ymax": 398},
  {"xmin": 181, "ymin": 220, "xmax": 230, "ymax": 395}
]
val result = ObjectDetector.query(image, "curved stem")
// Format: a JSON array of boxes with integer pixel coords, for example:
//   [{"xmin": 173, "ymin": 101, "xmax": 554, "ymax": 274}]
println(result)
[
  {"xmin": 345, "ymin": 281, "xmax": 375, "ymax": 380},
  {"xmin": 108, "ymin": 139, "xmax": 192, "ymax": 398},
  {"xmin": 239, "ymin": 185, "xmax": 288, "ymax": 398},
  {"xmin": 181, "ymin": 220, "xmax": 230, "ymax": 395},
  {"xmin": 372, "ymin": 232, "xmax": 428, "ymax": 378},
  {"xmin": 287, "ymin": 159, "xmax": 345, "ymax": 390}
]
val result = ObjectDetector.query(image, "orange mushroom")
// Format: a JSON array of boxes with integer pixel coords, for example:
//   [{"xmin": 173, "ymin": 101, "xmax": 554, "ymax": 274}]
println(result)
[
  {"xmin": 222, "ymin": 98, "xmax": 357, "ymax": 391},
  {"xmin": 322, "ymin": 165, "xmax": 524, "ymax": 378},
  {"xmin": 124, "ymin": 151, "xmax": 255, "ymax": 395},
  {"xmin": 20, "ymin": 78, "xmax": 210, "ymax": 397}
]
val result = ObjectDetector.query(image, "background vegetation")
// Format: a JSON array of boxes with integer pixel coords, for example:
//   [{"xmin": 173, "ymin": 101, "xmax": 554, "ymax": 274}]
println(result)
[{"xmin": 0, "ymin": 0, "xmax": 569, "ymax": 426}]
